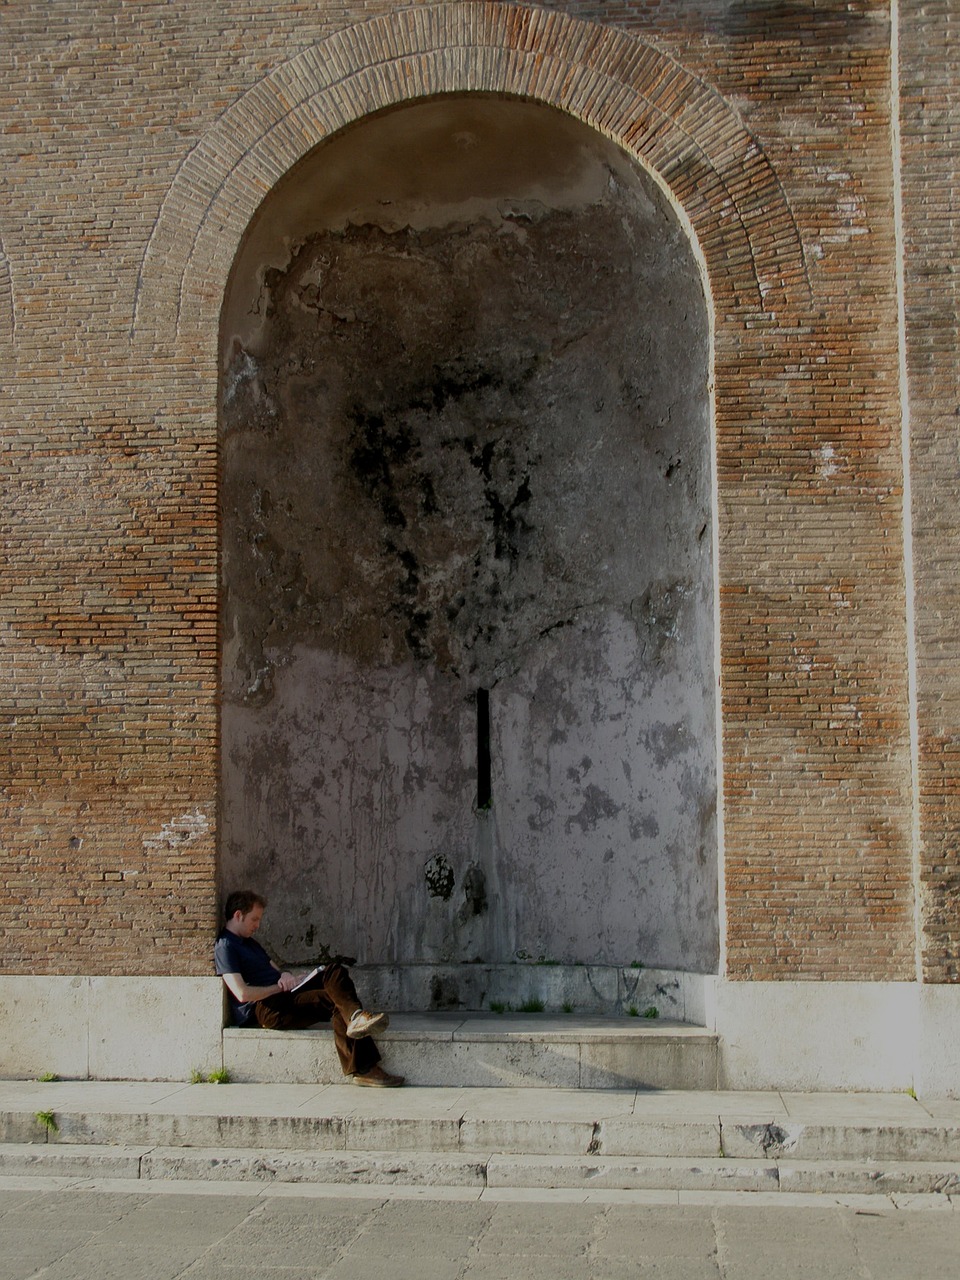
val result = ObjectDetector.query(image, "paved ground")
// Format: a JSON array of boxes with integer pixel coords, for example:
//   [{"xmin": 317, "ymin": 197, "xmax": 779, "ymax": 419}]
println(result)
[{"xmin": 0, "ymin": 1179, "xmax": 956, "ymax": 1279}]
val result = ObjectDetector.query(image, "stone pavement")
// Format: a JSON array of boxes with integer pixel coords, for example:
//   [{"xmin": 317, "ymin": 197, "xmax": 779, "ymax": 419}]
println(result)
[{"xmin": 0, "ymin": 1177, "xmax": 958, "ymax": 1279}]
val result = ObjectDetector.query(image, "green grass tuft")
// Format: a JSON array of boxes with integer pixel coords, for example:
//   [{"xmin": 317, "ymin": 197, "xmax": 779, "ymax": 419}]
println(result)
[{"xmin": 191, "ymin": 1067, "xmax": 231, "ymax": 1084}]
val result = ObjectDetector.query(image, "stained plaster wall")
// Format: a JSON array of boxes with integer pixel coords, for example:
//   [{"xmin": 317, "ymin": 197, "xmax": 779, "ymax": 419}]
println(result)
[{"xmin": 219, "ymin": 98, "xmax": 717, "ymax": 972}]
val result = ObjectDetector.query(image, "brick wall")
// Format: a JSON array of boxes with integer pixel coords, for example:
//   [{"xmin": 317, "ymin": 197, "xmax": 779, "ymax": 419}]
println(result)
[
  {"xmin": 0, "ymin": 0, "xmax": 951, "ymax": 983},
  {"xmin": 899, "ymin": 0, "xmax": 960, "ymax": 982}
]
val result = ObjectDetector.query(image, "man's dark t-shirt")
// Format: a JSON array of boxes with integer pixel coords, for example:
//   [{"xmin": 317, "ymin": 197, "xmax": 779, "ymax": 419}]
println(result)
[{"xmin": 214, "ymin": 930, "xmax": 280, "ymax": 1026}]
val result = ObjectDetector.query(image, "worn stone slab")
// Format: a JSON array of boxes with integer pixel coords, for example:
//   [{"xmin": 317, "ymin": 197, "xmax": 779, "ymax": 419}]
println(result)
[
  {"xmin": 455, "ymin": 1086, "xmax": 637, "ymax": 1122},
  {"xmin": 0, "ymin": 1114, "xmax": 52, "ymax": 1144},
  {"xmin": 458, "ymin": 1116, "xmax": 598, "ymax": 1157},
  {"xmin": 778, "ymin": 1159, "xmax": 960, "ymax": 1196},
  {"xmin": 890, "ymin": 1191, "xmax": 959, "ymax": 1211},
  {"xmin": 486, "ymin": 1154, "xmax": 781, "ymax": 1193},
  {"xmin": 642, "ymin": 1090, "xmax": 788, "ymax": 1121},
  {"xmin": 921, "ymin": 1098, "xmax": 960, "ymax": 1123},
  {"xmin": 384, "ymin": 1038, "xmax": 584, "ymax": 1089},
  {"xmin": 46, "ymin": 1110, "xmax": 346, "ymax": 1152},
  {"xmin": 301, "ymin": 1084, "xmax": 470, "ymax": 1120},
  {"xmin": 50, "ymin": 1109, "xmax": 223, "ymax": 1148},
  {"xmin": 148, "ymin": 1083, "xmax": 332, "ymax": 1116},
  {"xmin": 342, "ymin": 1115, "xmax": 464, "ymax": 1153},
  {"xmin": 456, "ymin": 1090, "xmax": 636, "ymax": 1156},
  {"xmin": 579, "ymin": 1038, "xmax": 717, "ymax": 1090},
  {"xmin": 597, "ymin": 1116, "xmax": 722, "ymax": 1158},
  {"xmin": 721, "ymin": 1120, "xmax": 960, "ymax": 1163},
  {"xmin": 0, "ymin": 1142, "xmax": 148, "ymax": 1179},
  {"xmin": 142, "ymin": 1146, "xmax": 489, "ymax": 1187},
  {"xmin": 779, "ymin": 1091, "xmax": 932, "ymax": 1122},
  {"xmin": 0, "ymin": 1081, "xmax": 194, "ymax": 1111},
  {"xmin": 223, "ymin": 1029, "xmax": 342, "ymax": 1086}
]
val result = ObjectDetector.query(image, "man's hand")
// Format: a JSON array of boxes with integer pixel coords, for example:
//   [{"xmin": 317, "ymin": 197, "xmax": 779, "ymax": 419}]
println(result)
[{"xmin": 276, "ymin": 972, "xmax": 298, "ymax": 992}]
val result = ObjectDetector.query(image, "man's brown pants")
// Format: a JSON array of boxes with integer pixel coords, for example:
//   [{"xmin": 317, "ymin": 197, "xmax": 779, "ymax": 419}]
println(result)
[{"xmin": 251, "ymin": 962, "xmax": 381, "ymax": 1076}]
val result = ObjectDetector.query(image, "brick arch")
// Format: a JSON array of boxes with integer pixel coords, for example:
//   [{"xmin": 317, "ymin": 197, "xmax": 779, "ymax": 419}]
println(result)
[{"xmin": 131, "ymin": 1, "xmax": 808, "ymax": 346}]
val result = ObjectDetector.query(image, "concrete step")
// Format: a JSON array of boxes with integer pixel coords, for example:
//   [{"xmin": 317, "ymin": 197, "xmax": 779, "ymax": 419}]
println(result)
[
  {"xmin": 223, "ymin": 1013, "xmax": 719, "ymax": 1089},
  {"xmin": 1, "ymin": 1081, "xmax": 958, "ymax": 1196}
]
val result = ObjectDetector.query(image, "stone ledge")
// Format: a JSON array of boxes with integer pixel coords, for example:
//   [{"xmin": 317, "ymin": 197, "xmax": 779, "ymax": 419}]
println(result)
[{"xmin": 222, "ymin": 1013, "xmax": 720, "ymax": 1089}]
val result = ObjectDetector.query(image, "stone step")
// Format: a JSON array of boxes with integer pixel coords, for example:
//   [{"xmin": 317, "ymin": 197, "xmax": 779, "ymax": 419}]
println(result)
[
  {"xmin": 1, "ymin": 1143, "xmax": 958, "ymax": 1198},
  {"xmin": 223, "ymin": 1013, "xmax": 719, "ymax": 1089},
  {"xmin": 3, "ymin": 1080, "xmax": 957, "ymax": 1177}
]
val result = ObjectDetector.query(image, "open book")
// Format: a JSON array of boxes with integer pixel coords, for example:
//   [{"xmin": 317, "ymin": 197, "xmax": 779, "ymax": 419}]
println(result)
[{"xmin": 290, "ymin": 965, "xmax": 325, "ymax": 993}]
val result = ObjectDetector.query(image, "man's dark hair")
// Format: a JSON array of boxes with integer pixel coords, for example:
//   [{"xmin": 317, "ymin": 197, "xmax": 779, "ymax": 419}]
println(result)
[{"xmin": 223, "ymin": 889, "xmax": 267, "ymax": 921}]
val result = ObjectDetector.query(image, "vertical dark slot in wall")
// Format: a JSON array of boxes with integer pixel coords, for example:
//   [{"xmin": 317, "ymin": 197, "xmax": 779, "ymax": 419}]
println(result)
[{"xmin": 477, "ymin": 687, "xmax": 491, "ymax": 810}]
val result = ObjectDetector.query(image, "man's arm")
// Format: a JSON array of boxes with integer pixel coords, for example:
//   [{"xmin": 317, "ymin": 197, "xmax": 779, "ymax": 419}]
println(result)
[{"xmin": 220, "ymin": 971, "xmax": 298, "ymax": 1003}]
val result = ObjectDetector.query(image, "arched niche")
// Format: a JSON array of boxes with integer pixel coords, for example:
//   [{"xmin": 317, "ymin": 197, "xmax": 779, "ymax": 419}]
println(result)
[{"xmin": 219, "ymin": 95, "xmax": 718, "ymax": 973}]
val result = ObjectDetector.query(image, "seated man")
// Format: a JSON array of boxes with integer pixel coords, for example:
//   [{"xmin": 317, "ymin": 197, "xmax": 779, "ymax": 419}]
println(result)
[{"xmin": 214, "ymin": 889, "xmax": 403, "ymax": 1088}]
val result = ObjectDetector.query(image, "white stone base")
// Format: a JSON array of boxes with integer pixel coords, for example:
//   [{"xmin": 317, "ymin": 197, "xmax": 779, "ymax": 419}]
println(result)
[
  {"xmin": 916, "ymin": 984, "xmax": 960, "ymax": 1098},
  {"xmin": 702, "ymin": 979, "xmax": 959, "ymax": 1096},
  {"xmin": 0, "ymin": 977, "xmax": 224, "ymax": 1082},
  {"xmin": 0, "ymin": 976, "xmax": 956, "ymax": 1094}
]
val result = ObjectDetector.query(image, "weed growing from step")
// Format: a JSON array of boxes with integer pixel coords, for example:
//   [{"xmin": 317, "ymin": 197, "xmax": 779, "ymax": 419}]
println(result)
[
  {"xmin": 34, "ymin": 1110, "xmax": 58, "ymax": 1134},
  {"xmin": 642, "ymin": 1006, "xmax": 659, "ymax": 1019},
  {"xmin": 627, "ymin": 1005, "xmax": 639, "ymax": 1017},
  {"xmin": 36, "ymin": 1072, "xmax": 59, "ymax": 1082},
  {"xmin": 190, "ymin": 1068, "xmax": 232, "ymax": 1084},
  {"xmin": 562, "ymin": 1001, "xmax": 574, "ymax": 1013},
  {"xmin": 518, "ymin": 998, "xmax": 545, "ymax": 1013},
  {"xmin": 489, "ymin": 1001, "xmax": 508, "ymax": 1014}
]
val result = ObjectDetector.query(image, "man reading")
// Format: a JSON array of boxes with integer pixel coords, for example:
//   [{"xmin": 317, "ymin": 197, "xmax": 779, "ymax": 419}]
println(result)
[{"xmin": 214, "ymin": 889, "xmax": 403, "ymax": 1087}]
